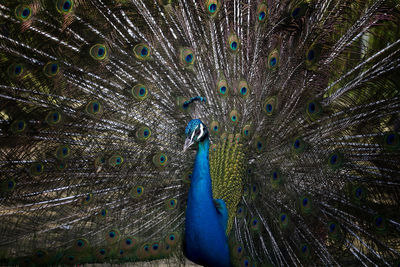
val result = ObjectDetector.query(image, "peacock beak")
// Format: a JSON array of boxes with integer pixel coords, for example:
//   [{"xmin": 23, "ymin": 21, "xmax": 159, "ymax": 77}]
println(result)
[{"xmin": 183, "ymin": 137, "xmax": 195, "ymax": 152}]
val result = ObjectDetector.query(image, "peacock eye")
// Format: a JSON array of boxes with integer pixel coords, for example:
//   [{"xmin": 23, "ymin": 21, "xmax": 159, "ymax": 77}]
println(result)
[{"xmin": 195, "ymin": 129, "xmax": 200, "ymax": 135}]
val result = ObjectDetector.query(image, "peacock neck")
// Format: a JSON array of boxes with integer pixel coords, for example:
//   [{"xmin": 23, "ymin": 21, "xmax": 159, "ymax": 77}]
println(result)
[
  {"xmin": 185, "ymin": 136, "xmax": 231, "ymax": 267},
  {"xmin": 187, "ymin": 136, "xmax": 214, "ymax": 210},
  {"xmin": 192, "ymin": 137, "xmax": 211, "ymax": 185}
]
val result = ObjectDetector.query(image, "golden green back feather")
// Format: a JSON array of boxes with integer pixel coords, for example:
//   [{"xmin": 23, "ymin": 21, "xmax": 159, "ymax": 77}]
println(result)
[{"xmin": 210, "ymin": 133, "xmax": 245, "ymax": 234}]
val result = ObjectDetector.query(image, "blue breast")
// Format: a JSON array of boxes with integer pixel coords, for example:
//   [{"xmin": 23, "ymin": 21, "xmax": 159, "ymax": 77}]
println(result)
[{"xmin": 185, "ymin": 138, "xmax": 231, "ymax": 267}]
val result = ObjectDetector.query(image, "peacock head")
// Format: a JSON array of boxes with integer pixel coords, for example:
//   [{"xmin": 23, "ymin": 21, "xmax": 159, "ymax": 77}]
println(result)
[{"xmin": 183, "ymin": 119, "xmax": 208, "ymax": 152}]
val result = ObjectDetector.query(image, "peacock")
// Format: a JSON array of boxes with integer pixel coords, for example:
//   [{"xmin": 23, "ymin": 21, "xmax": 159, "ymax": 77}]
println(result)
[{"xmin": 1, "ymin": 0, "xmax": 400, "ymax": 266}]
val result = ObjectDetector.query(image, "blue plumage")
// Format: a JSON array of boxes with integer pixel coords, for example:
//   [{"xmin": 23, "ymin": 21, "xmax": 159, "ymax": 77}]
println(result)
[{"xmin": 184, "ymin": 119, "xmax": 231, "ymax": 267}]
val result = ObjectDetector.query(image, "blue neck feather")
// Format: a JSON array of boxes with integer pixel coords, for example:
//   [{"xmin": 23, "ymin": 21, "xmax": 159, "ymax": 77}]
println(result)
[{"xmin": 185, "ymin": 137, "xmax": 231, "ymax": 267}]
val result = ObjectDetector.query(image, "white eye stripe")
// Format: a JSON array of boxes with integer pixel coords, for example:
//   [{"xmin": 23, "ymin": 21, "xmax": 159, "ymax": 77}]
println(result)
[
  {"xmin": 190, "ymin": 127, "xmax": 196, "ymax": 141},
  {"xmin": 198, "ymin": 123, "xmax": 204, "ymax": 140}
]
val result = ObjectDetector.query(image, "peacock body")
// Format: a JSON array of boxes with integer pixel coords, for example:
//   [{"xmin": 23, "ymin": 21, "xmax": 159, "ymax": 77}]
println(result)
[{"xmin": 1, "ymin": 0, "xmax": 400, "ymax": 266}]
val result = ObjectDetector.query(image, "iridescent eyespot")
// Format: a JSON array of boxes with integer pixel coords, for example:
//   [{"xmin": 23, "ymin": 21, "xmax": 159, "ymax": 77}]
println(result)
[
  {"xmin": 383, "ymin": 132, "xmax": 399, "ymax": 151},
  {"xmin": 257, "ymin": 3, "xmax": 268, "ymax": 23},
  {"xmin": 351, "ymin": 184, "xmax": 367, "ymax": 202},
  {"xmin": 36, "ymin": 250, "xmax": 45, "ymax": 258},
  {"xmin": 74, "ymin": 239, "xmax": 89, "ymax": 250},
  {"xmin": 8, "ymin": 63, "xmax": 25, "ymax": 78},
  {"xmin": 82, "ymin": 193, "xmax": 93, "ymax": 204},
  {"xmin": 238, "ymin": 80, "xmax": 250, "ymax": 97},
  {"xmin": 106, "ymin": 229, "xmax": 120, "ymax": 244},
  {"xmin": 164, "ymin": 232, "xmax": 179, "ymax": 248},
  {"xmin": 300, "ymin": 196, "xmax": 312, "ymax": 214},
  {"xmin": 305, "ymin": 100, "xmax": 322, "ymax": 121},
  {"xmin": 109, "ymin": 154, "xmax": 123, "ymax": 167},
  {"xmin": 263, "ymin": 96, "xmax": 277, "ymax": 115},
  {"xmin": 242, "ymin": 125, "xmax": 252, "ymax": 138},
  {"xmin": 180, "ymin": 48, "xmax": 195, "ymax": 68},
  {"xmin": 267, "ymin": 49, "xmax": 279, "ymax": 69},
  {"xmin": 45, "ymin": 111, "xmax": 62, "ymax": 125},
  {"xmin": 90, "ymin": 44, "xmax": 108, "ymax": 60},
  {"xmin": 306, "ymin": 44, "xmax": 322, "ymax": 69},
  {"xmin": 328, "ymin": 151, "xmax": 343, "ymax": 170},
  {"xmin": 55, "ymin": 145, "xmax": 70, "ymax": 160},
  {"xmin": 228, "ymin": 33, "xmax": 240, "ymax": 52},
  {"xmin": 15, "ymin": 5, "xmax": 32, "ymax": 21},
  {"xmin": 132, "ymin": 84, "xmax": 149, "ymax": 101},
  {"xmin": 182, "ymin": 171, "xmax": 192, "ymax": 184},
  {"xmin": 236, "ymin": 205, "xmax": 245, "ymax": 218},
  {"xmin": 291, "ymin": 3, "xmax": 308, "ymax": 19},
  {"xmin": 131, "ymin": 186, "xmax": 144, "ymax": 198},
  {"xmin": 253, "ymin": 137, "xmax": 265, "ymax": 153},
  {"xmin": 56, "ymin": 0, "xmax": 74, "ymax": 14},
  {"xmin": 270, "ymin": 168, "xmax": 283, "ymax": 188},
  {"xmin": 153, "ymin": 152, "xmax": 168, "ymax": 167},
  {"xmin": 209, "ymin": 3, "xmax": 217, "ymax": 13},
  {"xmin": 299, "ymin": 243, "xmax": 310, "ymax": 259},
  {"xmin": 85, "ymin": 100, "xmax": 102, "ymax": 115},
  {"xmin": 242, "ymin": 257, "xmax": 251, "ymax": 267},
  {"xmin": 121, "ymin": 236, "xmax": 137, "ymax": 250},
  {"xmin": 166, "ymin": 198, "xmax": 177, "ymax": 210},
  {"xmin": 57, "ymin": 161, "xmax": 67, "ymax": 170},
  {"xmin": 99, "ymin": 208, "xmax": 108, "ymax": 218},
  {"xmin": 10, "ymin": 120, "xmax": 27, "ymax": 133},
  {"xmin": 1, "ymin": 179, "xmax": 16, "ymax": 192},
  {"xmin": 136, "ymin": 126, "xmax": 151, "ymax": 141},
  {"xmin": 217, "ymin": 79, "xmax": 229, "ymax": 96},
  {"xmin": 96, "ymin": 248, "xmax": 106, "ymax": 259},
  {"xmin": 292, "ymin": 137, "xmax": 306, "ymax": 154},
  {"xmin": 137, "ymin": 243, "xmax": 151, "ymax": 259},
  {"xmin": 373, "ymin": 215, "xmax": 386, "ymax": 231},
  {"xmin": 43, "ymin": 62, "xmax": 60, "ymax": 77},
  {"xmin": 327, "ymin": 222, "xmax": 343, "ymax": 242},
  {"xmin": 150, "ymin": 243, "xmax": 160, "ymax": 255},
  {"xmin": 279, "ymin": 213, "xmax": 289, "ymax": 229},
  {"xmin": 8, "ymin": 180, "xmax": 15, "ymax": 189},
  {"xmin": 327, "ymin": 222, "xmax": 342, "ymax": 241},
  {"xmin": 165, "ymin": 232, "xmax": 179, "ymax": 246},
  {"xmin": 229, "ymin": 110, "xmax": 239, "ymax": 123},
  {"xmin": 205, "ymin": 0, "xmax": 220, "ymax": 16},
  {"xmin": 133, "ymin": 43, "xmax": 151, "ymax": 60},
  {"xmin": 29, "ymin": 163, "xmax": 44, "ymax": 176},
  {"xmin": 210, "ymin": 121, "xmax": 220, "ymax": 135},
  {"xmin": 34, "ymin": 250, "xmax": 48, "ymax": 263},
  {"xmin": 250, "ymin": 184, "xmax": 259, "ymax": 200},
  {"xmin": 250, "ymin": 217, "xmax": 260, "ymax": 231},
  {"xmin": 232, "ymin": 243, "xmax": 244, "ymax": 259}
]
